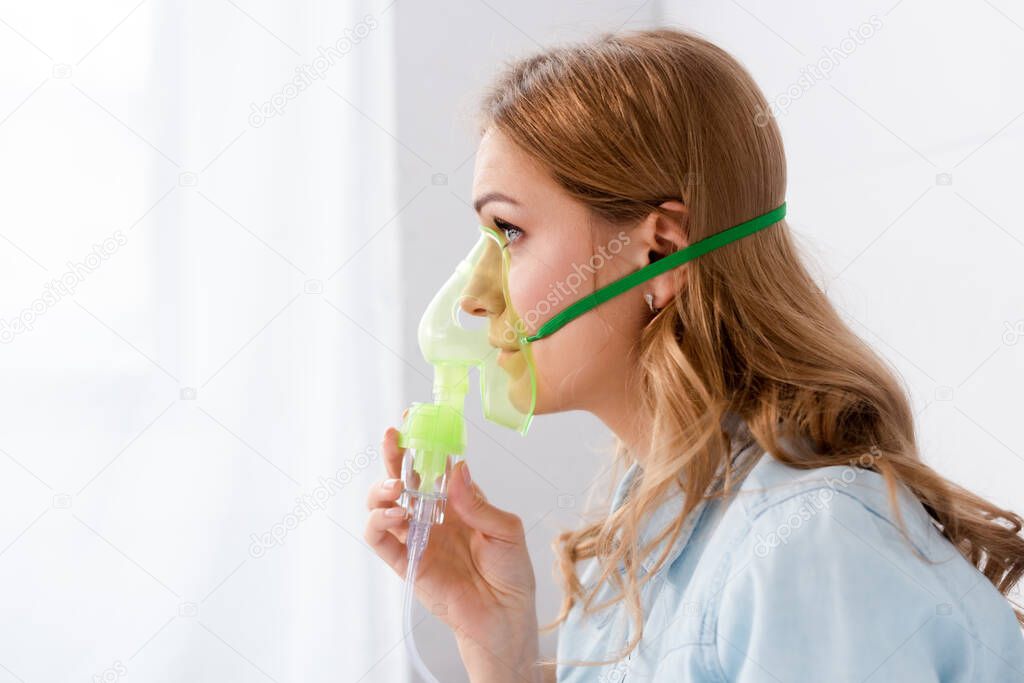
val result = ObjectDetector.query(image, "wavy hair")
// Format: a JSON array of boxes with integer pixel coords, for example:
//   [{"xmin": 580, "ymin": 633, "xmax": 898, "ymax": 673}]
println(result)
[{"xmin": 475, "ymin": 27, "xmax": 1024, "ymax": 668}]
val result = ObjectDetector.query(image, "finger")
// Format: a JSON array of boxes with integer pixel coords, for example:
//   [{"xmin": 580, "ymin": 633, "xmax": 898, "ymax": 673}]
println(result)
[
  {"xmin": 364, "ymin": 508, "xmax": 410, "ymax": 576},
  {"xmin": 447, "ymin": 461, "xmax": 525, "ymax": 544},
  {"xmin": 366, "ymin": 478, "xmax": 403, "ymax": 510},
  {"xmin": 381, "ymin": 425, "xmax": 405, "ymax": 480}
]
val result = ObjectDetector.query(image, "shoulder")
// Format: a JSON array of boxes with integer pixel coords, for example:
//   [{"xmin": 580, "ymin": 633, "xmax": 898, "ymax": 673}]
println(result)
[
  {"xmin": 731, "ymin": 449, "xmax": 933, "ymax": 536},
  {"xmin": 698, "ymin": 452, "xmax": 1024, "ymax": 682}
]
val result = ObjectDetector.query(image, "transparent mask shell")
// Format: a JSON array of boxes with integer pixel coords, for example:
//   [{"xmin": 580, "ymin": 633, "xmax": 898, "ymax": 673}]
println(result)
[{"xmin": 415, "ymin": 226, "xmax": 537, "ymax": 434}]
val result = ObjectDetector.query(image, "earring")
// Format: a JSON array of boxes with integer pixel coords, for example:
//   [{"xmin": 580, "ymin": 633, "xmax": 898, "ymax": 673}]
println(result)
[{"xmin": 644, "ymin": 292, "xmax": 656, "ymax": 313}]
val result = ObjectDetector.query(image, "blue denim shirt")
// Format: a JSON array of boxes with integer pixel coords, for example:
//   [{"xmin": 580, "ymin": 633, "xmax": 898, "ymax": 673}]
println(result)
[{"xmin": 556, "ymin": 436, "xmax": 1024, "ymax": 682}]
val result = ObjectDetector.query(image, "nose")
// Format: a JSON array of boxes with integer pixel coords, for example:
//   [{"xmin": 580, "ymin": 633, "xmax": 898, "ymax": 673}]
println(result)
[
  {"xmin": 459, "ymin": 294, "xmax": 490, "ymax": 318},
  {"xmin": 459, "ymin": 273, "xmax": 504, "ymax": 318},
  {"xmin": 459, "ymin": 239, "xmax": 506, "ymax": 318}
]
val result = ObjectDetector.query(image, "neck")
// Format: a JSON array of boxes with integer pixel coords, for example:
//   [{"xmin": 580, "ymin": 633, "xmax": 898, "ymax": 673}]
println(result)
[
  {"xmin": 588, "ymin": 383, "xmax": 748, "ymax": 467},
  {"xmin": 587, "ymin": 374, "xmax": 652, "ymax": 463}
]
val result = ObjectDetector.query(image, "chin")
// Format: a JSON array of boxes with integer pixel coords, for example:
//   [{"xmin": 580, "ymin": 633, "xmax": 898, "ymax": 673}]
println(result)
[{"xmin": 500, "ymin": 355, "xmax": 534, "ymax": 413}]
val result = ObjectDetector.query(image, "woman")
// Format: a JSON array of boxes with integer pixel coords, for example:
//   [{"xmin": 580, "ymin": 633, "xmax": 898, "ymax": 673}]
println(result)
[{"xmin": 365, "ymin": 28, "xmax": 1024, "ymax": 682}]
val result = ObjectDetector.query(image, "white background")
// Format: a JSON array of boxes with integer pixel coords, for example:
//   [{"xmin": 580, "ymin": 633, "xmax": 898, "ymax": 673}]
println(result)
[{"xmin": 0, "ymin": 1, "xmax": 1022, "ymax": 682}]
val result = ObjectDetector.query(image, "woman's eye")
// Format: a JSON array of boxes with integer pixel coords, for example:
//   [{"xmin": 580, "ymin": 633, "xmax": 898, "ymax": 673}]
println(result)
[{"xmin": 494, "ymin": 219, "xmax": 523, "ymax": 246}]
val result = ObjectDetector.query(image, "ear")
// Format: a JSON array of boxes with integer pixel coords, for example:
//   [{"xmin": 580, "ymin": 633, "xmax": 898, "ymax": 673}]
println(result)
[{"xmin": 632, "ymin": 199, "xmax": 689, "ymax": 309}]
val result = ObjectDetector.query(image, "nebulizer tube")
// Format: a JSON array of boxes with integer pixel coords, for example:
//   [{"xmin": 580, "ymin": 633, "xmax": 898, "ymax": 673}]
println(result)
[
  {"xmin": 397, "ymin": 364, "xmax": 470, "ymax": 683},
  {"xmin": 403, "ymin": 504, "xmax": 440, "ymax": 683}
]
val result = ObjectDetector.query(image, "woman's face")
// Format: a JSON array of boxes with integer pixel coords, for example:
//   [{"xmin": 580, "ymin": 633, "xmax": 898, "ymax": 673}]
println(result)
[{"xmin": 462, "ymin": 128, "xmax": 652, "ymax": 417}]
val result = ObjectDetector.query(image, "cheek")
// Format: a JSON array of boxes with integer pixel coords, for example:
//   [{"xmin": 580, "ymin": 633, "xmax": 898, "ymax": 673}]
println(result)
[
  {"xmin": 503, "ymin": 259, "xmax": 549, "ymax": 337},
  {"xmin": 530, "ymin": 299, "xmax": 639, "ymax": 412},
  {"xmin": 502, "ymin": 227, "xmax": 644, "ymax": 411},
  {"xmin": 506, "ymin": 251, "xmax": 603, "ymax": 336},
  {"xmin": 504, "ymin": 254, "xmax": 610, "ymax": 409}
]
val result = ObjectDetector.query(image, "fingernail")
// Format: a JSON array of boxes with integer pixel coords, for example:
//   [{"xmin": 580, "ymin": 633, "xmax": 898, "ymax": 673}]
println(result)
[
  {"xmin": 385, "ymin": 507, "xmax": 406, "ymax": 517},
  {"xmin": 462, "ymin": 461, "xmax": 472, "ymax": 487},
  {"xmin": 380, "ymin": 478, "xmax": 401, "ymax": 490}
]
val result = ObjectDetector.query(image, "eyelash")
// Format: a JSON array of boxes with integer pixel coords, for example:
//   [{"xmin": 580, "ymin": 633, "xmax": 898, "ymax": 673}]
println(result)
[{"xmin": 494, "ymin": 218, "xmax": 523, "ymax": 247}]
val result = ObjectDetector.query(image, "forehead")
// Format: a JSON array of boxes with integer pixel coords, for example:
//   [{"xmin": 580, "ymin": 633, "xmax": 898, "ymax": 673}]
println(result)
[{"xmin": 472, "ymin": 128, "xmax": 562, "ymax": 206}]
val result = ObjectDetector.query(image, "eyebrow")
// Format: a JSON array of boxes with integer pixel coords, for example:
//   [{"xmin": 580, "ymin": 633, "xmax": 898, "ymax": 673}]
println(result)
[{"xmin": 473, "ymin": 191, "xmax": 520, "ymax": 214}]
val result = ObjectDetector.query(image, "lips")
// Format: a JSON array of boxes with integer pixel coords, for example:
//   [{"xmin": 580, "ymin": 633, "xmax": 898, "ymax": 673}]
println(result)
[
  {"xmin": 497, "ymin": 347, "xmax": 519, "ymax": 368},
  {"xmin": 488, "ymin": 335, "xmax": 519, "ymax": 353},
  {"xmin": 487, "ymin": 335, "xmax": 516, "ymax": 352}
]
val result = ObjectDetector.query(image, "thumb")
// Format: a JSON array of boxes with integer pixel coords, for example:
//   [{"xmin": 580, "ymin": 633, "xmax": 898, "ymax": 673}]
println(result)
[{"xmin": 448, "ymin": 460, "xmax": 524, "ymax": 543}]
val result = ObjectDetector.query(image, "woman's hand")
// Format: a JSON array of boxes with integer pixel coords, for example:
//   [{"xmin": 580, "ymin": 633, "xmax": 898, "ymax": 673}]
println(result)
[{"xmin": 364, "ymin": 424, "xmax": 542, "ymax": 683}]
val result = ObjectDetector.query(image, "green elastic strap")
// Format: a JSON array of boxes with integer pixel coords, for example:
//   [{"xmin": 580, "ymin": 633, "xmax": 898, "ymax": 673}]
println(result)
[{"xmin": 523, "ymin": 201, "xmax": 787, "ymax": 344}]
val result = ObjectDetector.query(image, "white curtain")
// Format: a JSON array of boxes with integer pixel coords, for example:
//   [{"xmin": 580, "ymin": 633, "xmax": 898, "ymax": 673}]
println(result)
[{"xmin": 0, "ymin": 1, "xmax": 405, "ymax": 681}]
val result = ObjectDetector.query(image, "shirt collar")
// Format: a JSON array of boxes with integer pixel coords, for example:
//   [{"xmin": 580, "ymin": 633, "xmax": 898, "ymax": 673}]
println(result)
[{"xmin": 611, "ymin": 411, "xmax": 758, "ymax": 576}]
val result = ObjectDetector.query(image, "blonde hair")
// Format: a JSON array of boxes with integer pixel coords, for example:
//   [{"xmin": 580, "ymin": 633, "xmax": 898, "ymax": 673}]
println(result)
[{"xmin": 476, "ymin": 27, "xmax": 1024, "ymax": 668}]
